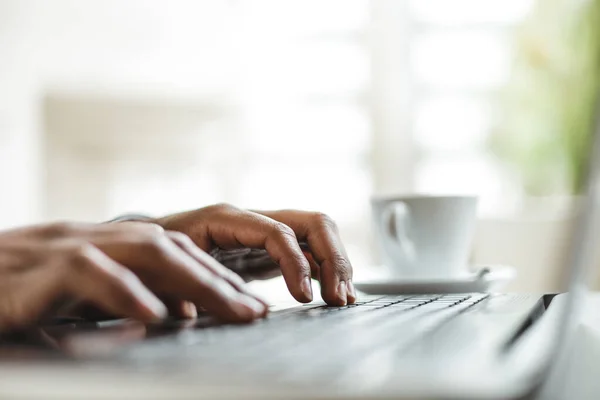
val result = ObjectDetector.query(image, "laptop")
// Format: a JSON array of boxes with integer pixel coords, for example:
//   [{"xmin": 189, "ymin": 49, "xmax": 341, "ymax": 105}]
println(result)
[{"xmin": 1, "ymin": 104, "xmax": 599, "ymax": 400}]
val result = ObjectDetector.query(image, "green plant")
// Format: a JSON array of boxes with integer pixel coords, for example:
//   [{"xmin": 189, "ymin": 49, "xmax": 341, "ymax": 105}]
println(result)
[{"xmin": 491, "ymin": 0, "xmax": 600, "ymax": 195}]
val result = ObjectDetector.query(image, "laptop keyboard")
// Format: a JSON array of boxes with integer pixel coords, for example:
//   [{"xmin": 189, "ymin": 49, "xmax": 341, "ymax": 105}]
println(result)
[
  {"xmin": 261, "ymin": 294, "xmax": 488, "ymax": 351},
  {"xmin": 297, "ymin": 293, "xmax": 485, "ymax": 314},
  {"xmin": 90, "ymin": 292, "xmax": 548, "ymax": 390},
  {"xmin": 126, "ymin": 293, "xmax": 490, "ymax": 366},
  {"xmin": 271, "ymin": 293, "xmax": 488, "ymax": 330}
]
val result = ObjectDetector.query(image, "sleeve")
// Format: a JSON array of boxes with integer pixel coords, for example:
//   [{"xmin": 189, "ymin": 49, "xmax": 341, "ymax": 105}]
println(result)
[{"xmin": 105, "ymin": 214, "xmax": 154, "ymax": 223}]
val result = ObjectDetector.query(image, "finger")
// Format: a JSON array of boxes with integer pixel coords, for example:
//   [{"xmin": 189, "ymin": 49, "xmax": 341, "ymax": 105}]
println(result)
[
  {"xmin": 62, "ymin": 244, "xmax": 168, "ymax": 322},
  {"xmin": 180, "ymin": 301, "xmax": 198, "ymax": 318},
  {"xmin": 162, "ymin": 296, "xmax": 197, "ymax": 319},
  {"xmin": 303, "ymin": 249, "xmax": 321, "ymax": 280},
  {"xmin": 255, "ymin": 211, "xmax": 355, "ymax": 305},
  {"xmin": 93, "ymin": 232, "xmax": 266, "ymax": 322},
  {"xmin": 166, "ymin": 231, "xmax": 270, "ymax": 309},
  {"xmin": 196, "ymin": 205, "xmax": 313, "ymax": 303},
  {"xmin": 0, "ymin": 267, "xmax": 73, "ymax": 331}
]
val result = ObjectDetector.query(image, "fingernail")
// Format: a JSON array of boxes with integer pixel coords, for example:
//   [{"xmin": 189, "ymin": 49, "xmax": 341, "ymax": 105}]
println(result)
[
  {"xmin": 337, "ymin": 281, "xmax": 347, "ymax": 306},
  {"xmin": 346, "ymin": 281, "xmax": 357, "ymax": 303},
  {"xmin": 184, "ymin": 302, "xmax": 198, "ymax": 318},
  {"xmin": 301, "ymin": 277, "xmax": 313, "ymax": 302},
  {"xmin": 146, "ymin": 298, "xmax": 168, "ymax": 320},
  {"xmin": 242, "ymin": 296, "xmax": 267, "ymax": 316}
]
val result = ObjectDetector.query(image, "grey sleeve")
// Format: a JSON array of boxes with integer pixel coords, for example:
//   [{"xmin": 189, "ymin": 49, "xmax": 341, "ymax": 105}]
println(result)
[{"xmin": 105, "ymin": 214, "xmax": 154, "ymax": 223}]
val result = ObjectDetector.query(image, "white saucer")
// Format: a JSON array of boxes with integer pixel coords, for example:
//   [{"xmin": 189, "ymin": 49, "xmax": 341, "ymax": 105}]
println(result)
[{"xmin": 354, "ymin": 265, "xmax": 516, "ymax": 295}]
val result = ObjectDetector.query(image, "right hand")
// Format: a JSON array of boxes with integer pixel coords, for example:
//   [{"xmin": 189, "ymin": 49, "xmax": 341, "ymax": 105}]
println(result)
[{"xmin": 0, "ymin": 222, "xmax": 268, "ymax": 333}]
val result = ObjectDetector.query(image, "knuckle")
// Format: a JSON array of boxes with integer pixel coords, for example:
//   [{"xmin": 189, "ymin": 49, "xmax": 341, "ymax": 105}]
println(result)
[
  {"xmin": 141, "ymin": 222, "xmax": 165, "ymax": 235},
  {"xmin": 313, "ymin": 212, "xmax": 338, "ymax": 231},
  {"xmin": 57, "ymin": 241, "xmax": 95, "ymax": 279},
  {"xmin": 330, "ymin": 253, "xmax": 352, "ymax": 278},
  {"xmin": 69, "ymin": 243, "xmax": 95, "ymax": 263},
  {"xmin": 62, "ymin": 242, "xmax": 96, "ymax": 274},
  {"xmin": 141, "ymin": 236, "xmax": 170, "ymax": 257},
  {"xmin": 206, "ymin": 202, "xmax": 236, "ymax": 214},
  {"xmin": 42, "ymin": 221, "xmax": 79, "ymax": 238},
  {"xmin": 270, "ymin": 222, "xmax": 296, "ymax": 240}
]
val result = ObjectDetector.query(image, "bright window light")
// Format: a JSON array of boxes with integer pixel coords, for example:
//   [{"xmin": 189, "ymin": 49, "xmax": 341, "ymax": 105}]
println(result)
[
  {"xmin": 408, "ymin": 0, "xmax": 534, "ymax": 25},
  {"xmin": 411, "ymin": 31, "xmax": 511, "ymax": 88},
  {"xmin": 414, "ymin": 95, "xmax": 492, "ymax": 151},
  {"xmin": 241, "ymin": 103, "xmax": 370, "ymax": 155}
]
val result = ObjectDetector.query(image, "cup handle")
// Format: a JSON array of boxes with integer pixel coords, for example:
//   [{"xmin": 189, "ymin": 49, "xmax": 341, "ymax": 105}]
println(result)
[{"xmin": 381, "ymin": 201, "xmax": 417, "ymax": 266}]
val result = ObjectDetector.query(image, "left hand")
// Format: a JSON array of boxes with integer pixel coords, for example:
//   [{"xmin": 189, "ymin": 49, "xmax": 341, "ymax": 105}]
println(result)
[{"xmin": 153, "ymin": 204, "xmax": 356, "ymax": 306}]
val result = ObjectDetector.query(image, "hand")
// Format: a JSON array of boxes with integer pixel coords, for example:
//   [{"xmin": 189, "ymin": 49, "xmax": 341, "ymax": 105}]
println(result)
[
  {"xmin": 154, "ymin": 204, "xmax": 356, "ymax": 306},
  {"xmin": 0, "ymin": 222, "xmax": 267, "ymax": 333}
]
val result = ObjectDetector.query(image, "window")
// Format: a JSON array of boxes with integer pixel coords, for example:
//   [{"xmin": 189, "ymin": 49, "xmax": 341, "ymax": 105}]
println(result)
[{"xmin": 30, "ymin": 0, "xmax": 535, "ymax": 277}]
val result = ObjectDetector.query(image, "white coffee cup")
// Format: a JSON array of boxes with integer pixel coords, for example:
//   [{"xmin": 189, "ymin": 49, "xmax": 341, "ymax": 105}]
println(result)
[{"xmin": 371, "ymin": 195, "xmax": 478, "ymax": 278}]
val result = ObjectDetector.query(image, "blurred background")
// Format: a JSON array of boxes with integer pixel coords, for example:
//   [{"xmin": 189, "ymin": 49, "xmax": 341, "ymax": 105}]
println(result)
[{"xmin": 0, "ymin": 0, "xmax": 599, "ymax": 293}]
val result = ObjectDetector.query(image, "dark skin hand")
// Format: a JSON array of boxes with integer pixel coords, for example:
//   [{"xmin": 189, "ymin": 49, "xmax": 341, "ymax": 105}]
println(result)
[
  {"xmin": 0, "ymin": 221, "xmax": 267, "ymax": 333},
  {"xmin": 154, "ymin": 204, "xmax": 356, "ymax": 307},
  {"xmin": 0, "ymin": 205, "xmax": 354, "ymax": 333}
]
